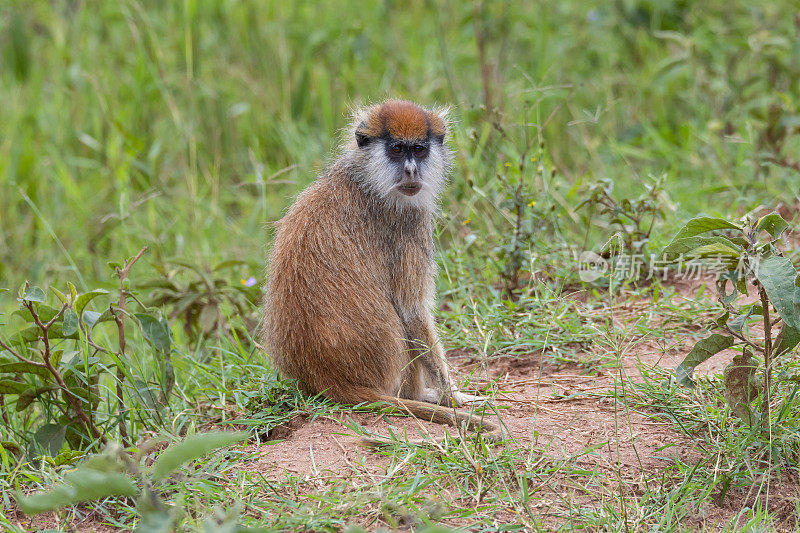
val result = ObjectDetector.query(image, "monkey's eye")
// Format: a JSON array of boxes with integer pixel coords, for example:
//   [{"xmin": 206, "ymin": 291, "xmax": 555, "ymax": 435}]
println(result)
[
  {"xmin": 390, "ymin": 143, "xmax": 403, "ymax": 155},
  {"xmin": 412, "ymin": 144, "xmax": 428, "ymax": 157}
]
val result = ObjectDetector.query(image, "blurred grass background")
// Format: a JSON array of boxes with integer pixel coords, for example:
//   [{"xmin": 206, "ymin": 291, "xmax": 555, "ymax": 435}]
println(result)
[
  {"xmin": 2, "ymin": 3, "xmax": 800, "ymax": 529},
  {"xmin": 1, "ymin": 0, "xmax": 798, "ymax": 290}
]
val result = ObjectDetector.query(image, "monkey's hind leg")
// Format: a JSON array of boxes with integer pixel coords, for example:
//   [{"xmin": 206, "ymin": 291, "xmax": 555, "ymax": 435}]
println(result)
[{"xmin": 404, "ymin": 311, "xmax": 490, "ymax": 408}]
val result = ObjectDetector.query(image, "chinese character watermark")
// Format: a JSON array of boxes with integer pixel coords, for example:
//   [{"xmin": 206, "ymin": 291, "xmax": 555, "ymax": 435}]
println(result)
[{"xmin": 576, "ymin": 251, "xmax": 750, "ymax": 282}]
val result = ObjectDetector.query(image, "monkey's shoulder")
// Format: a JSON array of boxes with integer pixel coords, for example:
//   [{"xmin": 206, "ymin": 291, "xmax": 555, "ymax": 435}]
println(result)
[
  {"xmin": 274, "ymin": 175, "xmax": 366, "ymax": 249},
  {"xmin": 280, "ymin": 171, "xmax": 349, "ymax": 214}
]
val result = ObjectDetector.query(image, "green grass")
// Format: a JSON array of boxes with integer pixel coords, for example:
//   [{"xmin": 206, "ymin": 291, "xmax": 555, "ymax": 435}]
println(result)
[{"xmin": 2, "ymin": 0, "xmax": 800, "ymax": 531}]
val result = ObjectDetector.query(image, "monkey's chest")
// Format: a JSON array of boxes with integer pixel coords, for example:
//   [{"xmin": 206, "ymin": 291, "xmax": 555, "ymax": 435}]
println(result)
[{"xmin": 385, "ymin": 240, "xmax": 435, "ymax": 309}]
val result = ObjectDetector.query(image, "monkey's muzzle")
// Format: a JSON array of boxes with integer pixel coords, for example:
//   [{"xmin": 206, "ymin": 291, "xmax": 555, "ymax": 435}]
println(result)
[{"xmin": 397, "ymin": 181, "xmax": 422, "ymax": 196}]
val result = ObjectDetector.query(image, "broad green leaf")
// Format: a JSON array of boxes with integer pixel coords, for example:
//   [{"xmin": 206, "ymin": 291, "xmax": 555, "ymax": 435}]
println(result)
[
  {"xmin": 82, "ymin": 309, "xmax": 114, "ymax": 329},
  {"xmin": 45, "ymin": 323, "xmax": 79, "ymax": 341},
  {"xmin": 675, "ymin": 334, "xmax": 735, "ymax": 386},
  {"xmin": 16, "ymin": 388, "xmax": 37, "ymax": 410},
  {"xmin": 135, "ymin": 314, "xmax": 172, "ymax": 353},
  {"xmin": 50, "ymin": 350, "xmax": 63, "ymax": 368},
  {"xmin": 725, "ymin": 303, "xmax": 763, "ymax": 335},
  {"xmin": 728, "ymin": 236, "xmax": 750, "ymax": 249},
  {"xmin": 727, "ymin": 312, "xmax": 750, "ymax": 334},
  {"xmin": 14, "ymin": 304, "xmax": 62, "ymax": 324},
  {"xmin": 0, "ymin": 380, "xmax": 28, "ymax": 394},
  {"xmin": 53, "ymin": 449, "xmax": 84, "ymax": 466},
  {"xmin": 68, "ymin": 385, "xmax": 101, "ymax": 408},
  {"xmin": 63, "ymin": 469, "xmax": 138, "ymax": 501},
  {"xmin": 773, "ymin": 325, "xmax": 800, "ymax": 357},
  {"xmin": 661, "ymin": 236, "xmax": 740, "ymax": 260},
  {"xmin": 16, "ymin": 469, "xmax": 137, "ymax": 515},
  {"xmin": 735, "ymin": 276, "xmax": 748, "ymax": 295},
  {"xmin": 151, "ymin": 431, "xmax": 248, "ymax": 481},
  {"xmin": 0, "ymin": 362, "xmax": 51, "ymax": 379},
  {"xmin": 75, "ymin": 289, "xmax": 108, "ymax": 313},
  {"xmin": 671, "ymin": 217, "xmax": 741, "ymax": 241},
  {"xmin": 62, "ymin": 309, "xmax": 79, "ymax": 337},
  {"xmin": 8, "ymin": 326, "xmax": 40, "ymax": 346},
  {"xmin": 9, "ymin": 323, "xmax": 75, "ymax": 343},
  {"xmin": 723, "ymin": 350, "xmax": 761, "ymax": 426},
  {"xmin": 687, "ymin": 243, "xmax": 741, "ymax": 259},
  {"xmin": 756, "ymin": 256, "xmax": 800, "ymax": 330},
  {"xmin": 34, "ymin": 423, "xmax": 66, "ymax": 456},
  {"xmin": 1, "ymin": 441, "xmax": 22, "ymax": 456},
  {"xmin": 15, "ymin": 485, "xmax": 75, "ymax": 515},
  {"xmin": 81, "ymin": 453, "xmax": 127, "ymax": 473},
  {"xmin": 82, "ymin": 310, "xmax": 101, "ymax": 329},
  {"xmin": 50, "ymin": 287, "xmax": 68, "ymax": 304},
  {"xmin": 21, "ymin": 286, "xmax": 45, "ymax": 303},
  {"xmin": 16, "ymin": 387, "xmax": 57, "ymax": 412},
  {"xmin": 755, "ymin": 212, "xmax": 789, "ymax": 240}
]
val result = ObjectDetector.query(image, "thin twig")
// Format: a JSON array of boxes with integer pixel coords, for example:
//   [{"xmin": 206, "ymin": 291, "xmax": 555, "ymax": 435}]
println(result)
[
  {"xmin": 0, "ymin": 396, "xmax": 9, "ymax": 426},
  {"xmin": 0, "ymin": 338, "xmax": 48, "ymax": 368},
  {"xmin": 719, "ymin": 326, "xmax": 765, "ymax": 354},
  {"xmin": 764, "ymin": 156, "xmax": 800, "ymax": 173},
  {"xmin": 759, "ymin": 286, "xmax": 772, "ymax": 433},
  {"xmin": 112, "ymin": 246, "xmax": 148, "ymax": 446},
  {"xmin": 24, "ymin": 300, "xmax": 106, "ymax": 445}
]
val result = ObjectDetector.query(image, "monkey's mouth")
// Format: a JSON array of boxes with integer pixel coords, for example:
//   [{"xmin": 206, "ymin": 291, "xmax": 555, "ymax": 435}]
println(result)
[{"xmin": 397, "ymin": 182, "xmax": 422, "ymax": 196}]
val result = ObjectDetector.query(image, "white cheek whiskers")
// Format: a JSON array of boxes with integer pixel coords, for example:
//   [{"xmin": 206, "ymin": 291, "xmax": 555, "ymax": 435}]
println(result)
[{"xmin": 357, "ymin": 144, "xmax": 449, "ymax": 213}]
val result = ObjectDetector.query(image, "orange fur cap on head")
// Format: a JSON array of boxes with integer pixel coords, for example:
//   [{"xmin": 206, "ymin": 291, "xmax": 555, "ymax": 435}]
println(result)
[{"xmin": 354, "ymin": 99, "xmax": 447, "ymax": 141}]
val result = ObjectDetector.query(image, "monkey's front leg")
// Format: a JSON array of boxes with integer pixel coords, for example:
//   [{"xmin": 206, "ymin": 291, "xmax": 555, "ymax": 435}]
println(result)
[{"xmin": 405, "ymin": 311, "xmax": 487, "ymax": 407}]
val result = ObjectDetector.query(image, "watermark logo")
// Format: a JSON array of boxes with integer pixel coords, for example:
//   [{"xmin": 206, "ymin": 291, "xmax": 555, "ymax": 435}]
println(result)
[
  {"xmin": 575, "ymin": 251, "xmax": 751, "ymax": 282},
  {"xmin": 577, "ymin": 251, "xmax": 608, "ymax": 282}
]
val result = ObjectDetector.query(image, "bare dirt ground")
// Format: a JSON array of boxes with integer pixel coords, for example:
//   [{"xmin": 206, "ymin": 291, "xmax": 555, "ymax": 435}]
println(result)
[
  {"xmin": 6, "ymin": 511, "xmax": 119, "ymax": 533},
  {"xmin": 244, "ymin": 283, "xmax": 800, "ymax": 531}
]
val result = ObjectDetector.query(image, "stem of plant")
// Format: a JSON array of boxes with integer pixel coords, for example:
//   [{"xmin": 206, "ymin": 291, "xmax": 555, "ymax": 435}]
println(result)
[
  {"xmin": 759, "ymin": 286, "xmax": 771, "ymax": 433},
  {"xmin": 0, "ymin": 396, "xmax": 9, "ymax": 426},
  {"xmin": 24, "ymin": 300, "xmax": 107, "ymax": 446},
  {"xmin": 113, "ymin": 246, "xmax": 148, "ymax": 447},
  {"xmin": 0, "ymin": 338, "xmax": 48, "ymax": 369}
]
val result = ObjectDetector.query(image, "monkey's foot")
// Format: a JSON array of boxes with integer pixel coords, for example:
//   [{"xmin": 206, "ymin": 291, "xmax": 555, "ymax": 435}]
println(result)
[{"xmin": 453, "ymin": 391, "xmax": 491, "ymax": 407}]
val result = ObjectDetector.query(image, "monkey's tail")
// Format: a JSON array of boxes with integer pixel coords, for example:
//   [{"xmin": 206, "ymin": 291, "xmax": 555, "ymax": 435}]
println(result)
[{"xmin": 347, "ymin": 388, "xmax": 500, "ymax": 447}]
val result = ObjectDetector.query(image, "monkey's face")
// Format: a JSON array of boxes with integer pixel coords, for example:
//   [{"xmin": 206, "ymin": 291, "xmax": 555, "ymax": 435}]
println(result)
[
  {"xmin": 358, "ymin": 135, "xmax": 449, "ymax": 210},
  {"xmin": 352, "ymin": 100, "xmax": 451, "ymax": 211}
]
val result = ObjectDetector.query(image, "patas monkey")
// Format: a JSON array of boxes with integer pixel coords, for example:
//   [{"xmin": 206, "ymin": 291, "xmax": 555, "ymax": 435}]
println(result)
[{"xmin": 261, "ymin": 100, "xmax": 496, "ymax": 436}]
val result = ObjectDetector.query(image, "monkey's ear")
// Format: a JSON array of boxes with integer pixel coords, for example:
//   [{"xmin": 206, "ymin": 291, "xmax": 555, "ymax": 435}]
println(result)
[
  {"xmin": 355, "ymin": 131, "xmax": 370, "ymax": 148},
  {"xmin": 427, "ymin": 105, "xmax": 450, "ymax": 140}
]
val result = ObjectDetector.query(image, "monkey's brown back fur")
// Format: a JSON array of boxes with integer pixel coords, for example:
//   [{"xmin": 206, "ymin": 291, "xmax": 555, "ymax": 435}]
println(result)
[
  {"xmin": 261, "ymin": 101, "xmax": 496, "ymax": 436},
  {"xmin": 264, "ymin": 161, "xmax": 426, "ymax": 394}
]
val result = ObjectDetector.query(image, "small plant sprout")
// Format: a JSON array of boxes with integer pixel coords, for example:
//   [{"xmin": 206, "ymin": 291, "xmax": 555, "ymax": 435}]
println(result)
[
  {"xmin": 140, "ymin": 259, "xmax": 260, "ymax": 343},
  {"xmin": 577, "ymin": 175, "xmax": 673, "ymax": 284}
]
